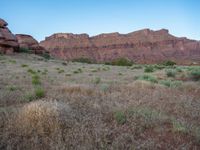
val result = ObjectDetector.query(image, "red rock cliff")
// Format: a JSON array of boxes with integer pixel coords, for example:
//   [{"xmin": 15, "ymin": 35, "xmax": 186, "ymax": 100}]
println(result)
[
  {"xmin": 0, "ymin": 18, "xmax": 19, "ymax": 54},
  {"xmin": 40, "ymin": 29, "xmax": 200, "ymax": 64}
]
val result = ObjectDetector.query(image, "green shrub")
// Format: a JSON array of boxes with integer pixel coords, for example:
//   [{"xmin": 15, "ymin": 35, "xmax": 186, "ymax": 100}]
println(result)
[
  {"xmin": 72, "ymin": 58, "xmax": 93, "ymax": 64},
  {"xmin": 137, "ymin": 74, "xmax": 158, "ymax": 83},
  {"xmin": 172, "ymin": 119, "xmax": 187, "ymax": 133},
  {"xmin": 189, "ymin": 69, "xmax": 200, "ymax": 81},
  {"xmin": 159, "ymin": 80, "xmax": 182, "ymax": 88},
  {"xmin": 93, "ymin": 77, "xmax": 101, "ymax": 84},
  {"xmin": 154, "ymin": 64, "xmax": 165, "ymax": 70},
  {"xmin": 27, "ymin": 69, "xmax": 36, "ymax": 74},
  {"xmin": 162, "ymin": 60, "xmax": 176, "ymax": 66},
  {"xmin": 41, "ymin": 53, "xmax": 51, "ymax": 60},
  {"xmin": 62, "ymin": 62, "xmax": 67, "ymax": 66},
  {"xmin": 144, "ymin": 66, "xmax": 154, "ymax": 73},
  {"xmin": 35, "ymin": 87, "xmax": 45, "ymax": 99},
  {"xmin": 32, "ymin": 75, "xmax": 41, "ymax": 85},
  {"xmin": 114, "ymin": 111, "xmax": 126, "ymax": 125},
  {"xmin": 19, "ymin": 47, "xmax": 32, "ymax": 53},
  {"xmin": 9, "ymin": 60, "xmax": 16, "ymax": 64},
  {"xmin": 7, "ymin": 86, "xmax": 18, "ymax": 91},
  {"xmin": 165, "ymin": 69, "xmax": 176, "ymax": 77},
  {"xmin": 21, "ymin": 64, "xmax": 28, "ymax": 68},
  {"xmin": 107, "ymin": 58, "xmax": 133, "ymax": 66},
  {"xmin": 58, "ymin": 69, "xmax": 65, "ymax": 74},
  {"xmin": 131, "ymin": 65, "xmax": 143, "ymax": 70},
  {"xmin": 24, "ymin": 93, "xmax": 35, "ymax": 102}
]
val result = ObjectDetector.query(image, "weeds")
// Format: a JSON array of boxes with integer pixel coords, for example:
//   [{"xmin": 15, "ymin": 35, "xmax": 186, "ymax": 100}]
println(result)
[{"xmin": 35, "ymin": 87, "xmax": 45, "ymax": 99}]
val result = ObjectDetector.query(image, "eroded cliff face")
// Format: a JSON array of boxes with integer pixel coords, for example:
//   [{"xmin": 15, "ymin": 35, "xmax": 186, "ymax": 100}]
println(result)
[
  {"xmin": 40, "ymin": 29, "xmax": 200, "ymax": 64},
  {"xmin": 0, "ymin": 19, "xmax": 19, "ymax": 54},
  {"xmin": 16, "ymin": 34, "xmax": 46, "ymax": 54}
]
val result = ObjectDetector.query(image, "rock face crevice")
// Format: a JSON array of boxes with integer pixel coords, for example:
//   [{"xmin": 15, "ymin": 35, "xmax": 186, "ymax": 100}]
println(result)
[
  {"xmin": 0, "ymin": 19, "xmax": 19, "ymax": 54},
  {"xmin": 40, "ymin": 29, "xmax": 200, "ymax": 64}
]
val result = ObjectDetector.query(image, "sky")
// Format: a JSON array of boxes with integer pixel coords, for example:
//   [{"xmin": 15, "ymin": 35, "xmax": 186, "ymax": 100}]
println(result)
[{"xmin": 1, "ymin": 0, "xmax": 200, "ymax": 41}]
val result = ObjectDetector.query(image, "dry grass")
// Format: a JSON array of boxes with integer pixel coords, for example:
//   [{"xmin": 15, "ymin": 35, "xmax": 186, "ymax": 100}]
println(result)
[{"xmin": 0, "ymin": 54, "xmax": 200, "ymax": 149}]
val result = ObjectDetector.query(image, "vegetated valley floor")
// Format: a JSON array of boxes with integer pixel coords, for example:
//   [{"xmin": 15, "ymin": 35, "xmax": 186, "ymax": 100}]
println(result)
[{"xmin": 0, "ymin": 53, "xmax": 200, "ymax": 150}]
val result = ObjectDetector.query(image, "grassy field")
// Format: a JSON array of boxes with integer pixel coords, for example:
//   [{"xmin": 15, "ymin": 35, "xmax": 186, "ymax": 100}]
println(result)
[{"xmin": 0, "ymin": 53, "xmax": 200, "ymax": 149}]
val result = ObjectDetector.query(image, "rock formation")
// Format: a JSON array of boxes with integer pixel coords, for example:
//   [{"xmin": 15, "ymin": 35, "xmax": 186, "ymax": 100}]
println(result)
[
  {"xmin": 40, "ymin": 29, "xmax": 200, "ymax": 64},
  {"xmin": 16, "ymin": 34, "xmax": 45, "ymax": 54},
  {"xmin": 0, "ymin": 18, "xmax": 18, "ymax": 54}
]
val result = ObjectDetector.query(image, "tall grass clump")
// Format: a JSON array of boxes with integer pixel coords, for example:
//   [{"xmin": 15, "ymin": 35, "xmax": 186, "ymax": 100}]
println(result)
[{"xmin": 32, "ymin": 74, "xmax": 41, "ymax": 85}]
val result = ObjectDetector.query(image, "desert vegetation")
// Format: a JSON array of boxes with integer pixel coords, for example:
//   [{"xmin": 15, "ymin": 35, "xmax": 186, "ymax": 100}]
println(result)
[{"xmin": 0, "ymin": 54, "xmax": 200, "ymax": 149}]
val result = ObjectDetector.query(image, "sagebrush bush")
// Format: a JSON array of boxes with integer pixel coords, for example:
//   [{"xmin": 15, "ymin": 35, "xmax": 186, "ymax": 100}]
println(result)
[
  {"xmin": 114, "ymin": 111, "xmax": 126, "ymax": 125},
  {"xmin": 162, "ymin": 60, "xmax": 176, "ymax": 66},
  {"xmin": 136, "ymin": 74, "xmax": 158, "ymax": 83},
  {"xmin": 166, "ymin": 69, "xmax": 176, "ymax": 77},
  {"xmin": 72, "ymin": 57, "xmax": 93, "ymax": 64},
  {"xmin": 144, "ymin": 66, "xmax": 154, "ymax": 73},
  {"xmin": 107, "ymin": 58, "xmax": 133, "ymax": 66},
  {"xmin": 159, "ymin": 80, "xmax": 182, "ymax": 88},
  {"xmin": 189, "ymin": 68, "xmax": 200, "ymax": 81}
]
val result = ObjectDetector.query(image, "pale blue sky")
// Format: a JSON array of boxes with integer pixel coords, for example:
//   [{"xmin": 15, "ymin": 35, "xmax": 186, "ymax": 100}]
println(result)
[{"xmin": 1, "ymin": 0, "xmax": 200, "ymax": 41}]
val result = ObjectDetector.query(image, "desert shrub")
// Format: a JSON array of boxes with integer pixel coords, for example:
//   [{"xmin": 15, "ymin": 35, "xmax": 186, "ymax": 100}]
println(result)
[
  {"xmin": 176, "ymin": 67, "xmax": 183, "ymax": 73},
  {"xmin": 136, "ymin": 74, "xmax": 158, "ymax": 83},
  {"xmin": 172, "ymin": 119, "xmax": 187, "ymax": 133},
  {"xmin": 62, "ymin": 62, "xmax": 67, "ymax": 66},
  {"xmin": 65, "ymin": 73, "xmax": 71, "ymax": 76},
  {"xmin": 7, "ymin": 85, "xmax": 18, "ymax": 91},
  {"xmin": 144, "ymin": 65, "xmax": 154, "ymax": 73},
  {"xmin": 21, "ymin": 64, "xmax": 28, "ymax": 67},
  {"xmin": 131, "ymin": 65, "xmax": 143, "ymax": 70},
  {"xmin": 162, "ymin": 60, "xmax": 176, "ymax": 66},
  {"xmin": 32, "ymin": 75, "xmax": 41, "ymax": 85},
  {"xmin": 93, "ymin": 77, "xmax": 101, "ymax": 84},
  {"xmin": 165, "ymin": 69, "xmax": 176, "ymax": 77},
  {"xmin": 189, "ymin": 68, "xmax": 200, "ymax": 81},
  {"xmin": 35, "ymin": 87, "xmax": 45, "ymax": 99},
  {"xmin": 153, "ymin": 64, "xmax": 165, "ymax": 70},
  {"xmin": 19, "ymin": 47, "xmax": 32, "ymax": 53},
  {"xmin": 27, "ymin": 68, "xmax": 36, "ymax": 74},
  {"xmin": 159, "ymin": 80, "xmax": 182, "ymax": 88},
  {"xmin": 24, "ymin": 93, "xmax": 35, "ymax": 102},
  {"xmin": 73, "ymin": 68, "xmax": 82, "ymax": 74},
  {"xmin": 72, "ymin": 57, "xmax": 93, "ymax": 64},
  {"xmin": 58, "ymin": 69, "xmax": 65, "ymax": 74},
  {"xmin": 9, "ymin": 60, "xmax": 16, "ymax": 64},
  {"xmin": 114, "ymin": 111, "xmax": 126, "ymax": 125},
  {"xmin": 41, "ymin": 53, "xmax": 51, "ymax": 60},
  {"xmin": 128, "ymin": 107, "xmax": 164, "ymax": 128},
  {"xmin": 107, "ymin": 58, "xmax": 133, "ymax": 66}
]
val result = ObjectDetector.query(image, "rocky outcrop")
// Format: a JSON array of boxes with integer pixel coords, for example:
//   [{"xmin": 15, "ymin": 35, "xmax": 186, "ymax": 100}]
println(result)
[
  {"xmin": 40, "ymin": 29, "xmax": 200, "ymax": 64},
  {"xmin": 16, "ymin": 34, "xmax": 45, "ymax": 54},
  {"xmin": 0, "ymin": 18, "xmax": 18, "ymax": 54}
]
